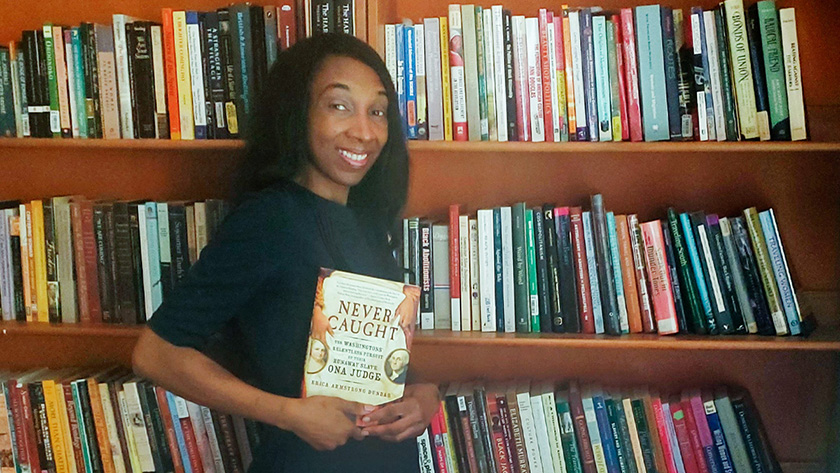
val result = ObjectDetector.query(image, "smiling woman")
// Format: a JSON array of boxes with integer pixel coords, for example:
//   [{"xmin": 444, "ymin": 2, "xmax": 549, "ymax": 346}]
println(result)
[{"xmin": 130, "ymin": 34, "xmax": 440, "ymax": 473}]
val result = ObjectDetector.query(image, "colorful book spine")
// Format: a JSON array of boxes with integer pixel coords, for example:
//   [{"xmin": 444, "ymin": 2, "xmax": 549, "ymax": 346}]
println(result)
[
  {"xmin": 620, "ymin": 9, "xmax": 642, "ymax": 141},
  {"xmin": 475, "ymin": 6, "xmax": 490, "ymax": 141},
  {"xmin": 448, "ymin": 6, "xmax": 468, "ymax": 141},
  {"xmin": 628, "ymin": 215, "xmax": 654, "ymax": 333},
  {"xmin": 779, "ymin": 8, "xmax": 806, "ymax": 141},
  {"xmin": 415, "ymin": 23, "xmax": 428, "ymax": 140},
  {"xmin": 616, "ymin": 216, "xmax": 642, "ymax": 333},
  {"xmin": 661, "ymin": 7, "xmax": 682, "ymax": 141},
  {"xmin": 724, "ymin": 0, "xmax": 759, "ymax": 139},
  {"xmin": 404, "ymin": 24, "xmax": 418, "ymax": 140},
  {"xmin": 592, "ymin": 15, "xmax": 613, "ymax": 142},
  {"xmin": 758, "ymin": 209, "xmax": 800, "ymax": 335},
  {"xmin": 743, "ymin": 207, "xmax": 787, "ymax": 335},
  {"xmin": 605, "ymin": 19, "xmax": 622, "ymax": 142},
  {"xmin": 553, "ymin": 15, "xmax": 568, "ymax": 142},
  {"xmin": 512, "ymin": 15, "xmax": 530, "ymax": 142},
  {"xmin": 640, "ymin": 221, "xmax": 679, "ymax": 335},
  {"xmin": 562, "ymin": 6, "xmax": 576, "ymax": 139},
  {"xmin": 492, "ymin": 6, "xmax": 509, "ymax": 142},
  {"xmin": 569, "ymin": 10, "xmax": 587, "ymax": 141},
  {"xmin": 439, "ymin": 17, "xmax": 453, "ymax": 141},
  {"xmin": 679, "ymin": 212, "xmax": 715, "ymax": 333},
  {"xmin": 480, "ymin": 7, "xmax": 496, "ymax": 141},
  {"xmin": 667, "ymin": 209, "xmax": 705, "ymax": 334},
  {"xmin": 756, "ymin": 0, "xmax": 790, "ymax": 140},
  {"xmin": 580, "ymin": 9, "xmax": 598, "ymax": 142},
  {"xmin": 526, "ymin": 209, "xmax": 540, "ymax": 332}
]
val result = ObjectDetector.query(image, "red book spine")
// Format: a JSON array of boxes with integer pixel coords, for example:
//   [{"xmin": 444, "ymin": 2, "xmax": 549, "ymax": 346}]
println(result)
[
  {"xmin": 80, "ymin": 200, "xmax": 102, "ymax": 322},
  {"xmin": 18, "ymin": 384, "xmax": 41, "ymax": 473},
  {"xmin": 6, "ymin": 381, "xmax": 31, "ymax": 471},
  {"xmin": 620, "ymin": 8, "xmax": 643, "ymax": 142},
  {"xmin": 449, "ymin": 204, "xmax": 460, "ymax": 330},
  {"xmin": 161, "ymin": 8, "xmax": 181, "ymax": 140},
  {"xmin": 179, "ymin": 413, "xmax": 205, "ymax": 473},
  {"xmin": 70, "ymin": 201, "xmax": 90, "ymax": 323},
  {"xmin": 680, "ymin": 397, "xmax": 711, "ymax": 473},
  {"xmin": 568, "ymin": 382, "xmax": 597, "ymax": 473},
  {"xmin": 486, "ymin": 392, "xmax": 513, "ymax": 473},
  {"xmin": 154, "ymin": 388, "xmax": 186, "ymax": 473},
  {"xmin": 430, "ymin": 408, "xmax": 449, "ymax": 473},
  {"xmin": 570, "ymin": 207, "xmax": 594, "ymax": 333},
  {"xmin": 628, "ymin": 214, "xmax": 655, "ymax": 333},
  {"xmin": 278, "ymin": 2, "xmax": 297, "ymax": 49},
  {"xmin": 640, "ymin": 221, "xmax": 679, "ymax": 335},
  {"xmin": 652, "ymin": 397, "xmax": 679, "ymax": 473},
  {"xmin": 671, "ymin": 401, "xmax": 702, "ymax": 473},
  {"xmin": 612, "ymin": 15, "xmax": 630, "ymax": 141},
  {"xmin": 496, "ymin": 393, "xmax": 519, "ymax": 473},
  {"xmin": 538, "ymin": 9, "xmax": 554, "ymax": 142}
]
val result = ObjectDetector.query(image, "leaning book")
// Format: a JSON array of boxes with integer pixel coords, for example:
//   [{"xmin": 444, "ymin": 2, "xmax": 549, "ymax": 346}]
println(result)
[{"xmin": 302, "ymin": 268, "xmax": 420, "ymax": 406}]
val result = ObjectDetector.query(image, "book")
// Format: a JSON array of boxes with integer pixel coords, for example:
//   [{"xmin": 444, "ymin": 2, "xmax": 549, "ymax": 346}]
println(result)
[
  {"xmin": 778, "ymin": 8, "xmax": 806, "ymax": 141},
  {"xmin": 755, "ymin": 1, "xmax": 790, "ymax": 141},
  {"xmin": 635, "ymin": 5, "xmax": 669, "ymax": 141},
  {"xmin": 302, "ymin": 269, "xmax": 419, "ymax": 406}
]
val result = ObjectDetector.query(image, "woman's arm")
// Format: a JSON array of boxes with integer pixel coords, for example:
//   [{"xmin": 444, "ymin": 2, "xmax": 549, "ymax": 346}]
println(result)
[{"xmin": 133, "ymin": 327, "xmax": 365, "ymax": 451}]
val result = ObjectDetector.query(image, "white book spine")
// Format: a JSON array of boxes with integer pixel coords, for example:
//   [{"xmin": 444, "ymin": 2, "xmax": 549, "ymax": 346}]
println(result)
[
  {"xmin": 779, "ymin": 8, "xmax": 806, "ymax": 141},
  {"xmin": 423, "ymin": 18, "xmax": 444, "ymax": 141},
  {"xmin": 416, "ymin": 428, "xmax": 435, "ymax": 473},
  {"xmin": 569, "ymin": 11, "xmax": 587, "ymax": 135},
  {"xmin": 516, "ymin": 390, "xmax": 544, "ymax": 473},
  {"xmin": 122, "ymin": 383, "xmax": 155, "ymax": 471},
  {"xmin": 113, "ymin": 14, "xmax": 136, "ymax": 139},
  {"xmin": 469, "ymin": 218, "xmax": 481, "ymax": 331},
  {"xmin": 137, "ymin": 205, "xmax": 154, "ymax": 319},
  {"xmin": 500, "ymin": 206, "xmax": 516, "ymax": 333},
  {"xmin": 697, "ymin": 223, "xmax": 727, "ymax": 315},
  {"xmin": 703, "ymin": 11, "xmax": 726, "ymax": 142},
  {"xmin": 583, "ymin": 211, "xmax": 604, "ymax": 334},
  {"xmin": 482, "ymin": 8, "xmax": 497, "ymax": 141},
  {"xmin": 547, "ymin": 18, "xmax": 561, "ymax": 142},
  {"xmin": 461, "ymin": 5, "xmax": 481, "ymax": 141},
  {"xmin": 200, "ymin": 405, "xmax": 227, "ymax": 473},
  {"xmin": 459, "ymin": 215, "xmax": 472, "ymax": 330},
  {"xmin": 186, "ymin": 401, "xmax": 216, "ymax": 473},
  {"xmin": 691, "ymin": 13, "xmax": 709, "ymax": 142},
  {"xmin": 542, "ymin": 391, "xmax": 568, "ymax": 473},
  {"xmin": 525, "ymin": 17, "xmax": 545, "ymax": 142},
  {"xmin": 582, "ymin": 396, "xmax": 609, "ymax": 473},
  {"xmin": 187, "ymin": 19, "xmax": 208, "ymax": 133},
  {"xmin": 529, "ymin": 394, "xmax": 556, "ymax": 473},
  {"xmin": 116, "ymin": 389, "xmax": 143, "ymax": 473},
  {"xmin": 512, "ymin": 16, "xmax": 530, "ymax": 141},
  {"xmin": 385, "ymin": 24, "xmax": 397, "ymax": 86},
  {"xmin": 662, "ymin": 403, "xmax": 686, "ymax": 473},
  {"xmin": 150, "ymin": 25, "xmax": 168, "ymax": 138},
  {"xmin": 432, "ymin": 224, "xmax": 451, "ymax": 330},
  {"xmin": 477, "ymin": 209, "xmax": 497, "ymax": 332},
  {"xmin": 52, "ymin": 26, "xmax": 72, "ymax": 137},
  {"xmin": 492, "ymin": 5, "xmax": 508, "ymax": 142}
]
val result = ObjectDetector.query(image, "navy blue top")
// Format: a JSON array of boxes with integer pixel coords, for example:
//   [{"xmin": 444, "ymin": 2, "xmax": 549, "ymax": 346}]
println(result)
[{"xmin": 147, "ymin": 180, "xmax": 419, "ymax": 472}]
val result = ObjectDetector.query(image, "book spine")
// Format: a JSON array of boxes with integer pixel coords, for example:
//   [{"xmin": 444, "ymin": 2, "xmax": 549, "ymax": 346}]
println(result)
[
  {"xmin": 185, "ymin": 12, "xmax": 207, "ymax": 139},
  {"xmin": 707, "ymin": 215, "xmax": 744, "ymax": 332},
  {"xmin": 628, "ymin": 215, "xmax": 654, "ymax": 333},
  {"xmin": 592, "ymin": 16, "xmax": 612, "ymax": 142},
  {"xmin": 495, "ymin": 219, "xmax": 508, "ymax": 333},
  {"xmin": 448, "ymin": 7, "xmax": 468, "ymax": 141},
  {"xmin": 729, "ymin": 398, "xmax": 771, "ymax": 473},
  {"xmin": 619, "ymin": 9, "xmax": 642, "ymax": 141},
  {"xmin": 616, "ymin": 216, "xmax": 642, "ymax": 333},
  {"xmin": 557, "ymin": 398, "xmax": 583, "ymax": 473},
  {"xmin": 501, "ymin": 207, "xmax": 516, "ymax": 333},
  {"xmin": 493, "ymin": 6, "xmax": 509, "ymax": 142},
  {"xmin": 743, "ymin": 208, "xmax": 787, "ymax": 334},
  {"xmin": 438, "ymin": 18, "xmax": 453, "ymax": 141},
  {"xmin": 161, "ymin": 9, "xmax": 181, "ymax": 139},
  {"xmin": 661, "ymin": 8, "xmax": 682, "ymax": 141},
  {"xmin": 217, "ymin": 10, "xmax": 239, "ymax": 137},
  {"xmin": 532, "ymin": 209, "xmax": 550, "ymax": 332},
  {"xmin": 635, "ymin": 5, "xmax": 669, "ymax": 141},
  {"xmin": 680, "ymin": 213, "xmax": 715, "ymax": 333},
  {"xmin": 54, "ymin": 199, "xmax": 77, "ymax": 323},
  {"xmin": 204, "ymin": 13, "xmax": 226, "ymax": 139},
  {"xmin": 724, "ymin": 0, "xmax": 759, "ymax": 139},
  {"xmin": 702, "ymin": 10, "xmax": 726, "ymax": 142},
  {"xmin": 42, "ymin": 24, "xmax": 61, "ymax": 136},
  {"xmin": 419, "ymin": 221, "xmax": 434, "ymax": 329},
  {"xmin": 42, "ymin": 200, "xmax": 61, "ymax": 323},
  {"xmin": 661, "ymin": 220, "xmax": 688, "ymax": 332},
  {"xmin": 591, "ymin": 195, "xmax": 620, "ymax": 335},
  {"xmin": 404, "ymin": 24, "xmax": 418, "ymax": 140},
  {"xmin": 745, "ymin": 5, "xmax": 771, "ymax": 141},
  {"xmin": 556, "ymin": 209, "xmax": 579, "ymax": 333},
  {"xmin": 461, "ymin": 5, "xmax": 481, "ymax": 141},
  {"xmin": 425, "ymin": 19, "xmax": 444, "ymax": 141},
  {"xmin": 562, "ymin": 8, "xmax": 576, "ymax": 139},
  {"xmin": 480, "ymin": 8, "xmax": 496, "ymax": 142},
  {"xmin": 505, "ymin": 391, "xmax": 530, "ymax": 473},
  {"xmin": 581, "ymin": 396, "xmax": 608, "ymax": 473},
  {"xmin": 667, "ymin": 209, "xmax": 706, "ymax": 334},
  {"xmin": 580, "ymin": 10, "xmax": 598, "ymax": 142},
  {"xmin": 568, "ymin": 385, "xmax": 597, "ymax": 473},
  {"xmin": 569, "ymin": 10, "xmax": 587, "ymax": 141},
  {"xmin": 525, "ymin": 211, "xmax": 539, "ymax": 332},
  {"xmin": 693, "ymin": 214, "xmax": 733, "ymax": 333},
  {"xmin": 52, "ymin": 27, "xmax": 71, "ymax": 137},
  {"xmin": 477, "ymin": 210, "xmax": 497, "ymax": 332},
  {"xmin": 570, "ymin": 208, "xmax": 593, "ymax": 333},
  {"xmin": 459, "ymin": 215, "xmax": 471, "ymax": 330},
  {"xmin": 541, "ymin": 206, "xmax": 563, "ymax": 333},
  {"xmin": 469, "ymin": 218, "xmax": 481, "ymax": 331},
  {"xmin": 758, "ymin": 210, "xmax": 800, "ymax": 335},
  {"xmin": 512, "ymin": 16, "xmax": 530, "ymax": 142},
  {"xmin": 714, "ymin": 395, "xmax": 753, "ymax": 473},
  {"xmin": 592, "ymin": 395, "xmax": 620, "ymax": 473},
  {"xmin": 582, "ymin": 212, "xmax": 603, "ymax": 334},
  {"xmin": 538, "ymin": 10, "xmax": 555, "ymax": 142},
  {"xmin": 112, "ymin": 15, "xmax": 135, "ymax": 139},
  {"xmin": 525, "ymin": 17, "xmax": 545, "ymax": 142},
  {"xmin": 779, "ymin": 8, "xmax": 805, "ymax": 140},
  {"xmin": 673, "ymin": 10, "xmax": 695, "ymax": 140},
  {"xmin": 607, "ymin": 214, "xmax": 629, "ymax": 333},
  {"xmin": 503, "ymin": 10, "xmax": 517, "ymax": 141},
  {"xmin": 730, "ymin": 217, "xmax": 773, "ymax": 335},
  {"xmin": 153, "ymin": 387, "xmax": 186, "ymax": 473},
  {"xmin": 527, "ymin": 393, "xmax": 552, "ymax": 472},
  {"xmin": 515, "ymin": 391, "xmax": 543, "ymax": 473},
  {"xmin": 640, "ymin": 221, "xmax": 679, "ymax": 334},
  {"xmin": 448, "ymin": 204, "xmax": 461, "ymax": 330},
  {"xmin": 691, "ymin": 9, "xmax": 716, "ymax": 140},
  {"xmin": 714, "ymin": 9, "xmax": 738, "ymax": 141},
  {"xmin": 605, "ymin": 19, "xmax": 621, "ymax": 141},
  {"xmin": 513, "ymin": 204, "xmax": 531, "ymax": 333},
  {"xmin": 756, "ymin": 1, "xmax": 790, "ymax": 140},
  {"xmin": 703, "ymin": 400, "xmax": 735, "ymax": 473}
]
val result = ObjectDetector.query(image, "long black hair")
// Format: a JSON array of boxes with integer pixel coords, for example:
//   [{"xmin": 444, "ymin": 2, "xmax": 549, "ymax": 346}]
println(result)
[{"xmin": 234, "ymin": 33, "xmax": 408, "ymax": 240}]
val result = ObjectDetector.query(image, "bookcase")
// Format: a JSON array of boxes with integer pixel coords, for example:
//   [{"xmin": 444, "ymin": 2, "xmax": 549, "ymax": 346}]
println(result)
[{"xmin": 1, "ymin": 0, "xmax": 839, "ymax": 471}]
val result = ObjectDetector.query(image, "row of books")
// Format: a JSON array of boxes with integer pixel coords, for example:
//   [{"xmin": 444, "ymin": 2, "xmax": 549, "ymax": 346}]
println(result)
[
  {"xmin": 0, "ymin": 368, "xmax": 258, "ymax": 473},
  {"xmin": 416, "ymin": 381, "xmax": 779, "ymax": 473},
  {"xmin": 0, "ymin": 1, "xmax": 356, "ymax": 140},
  {"xmin": 386, "ymin": 1, "xmax": 806, "ymax": 143},
  {"xmin": 402, "ymin": 197, "xmax": 802, "ymax": 336},
  {"xmin": 0, "ymin": 198, "xmax": 230, "ymax": 325}
]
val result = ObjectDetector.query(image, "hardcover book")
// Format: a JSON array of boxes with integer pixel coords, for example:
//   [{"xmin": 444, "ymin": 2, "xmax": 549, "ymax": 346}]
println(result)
[{"xmin": 302, "ymin": 269, "xmax": 420, "ymax": 406}]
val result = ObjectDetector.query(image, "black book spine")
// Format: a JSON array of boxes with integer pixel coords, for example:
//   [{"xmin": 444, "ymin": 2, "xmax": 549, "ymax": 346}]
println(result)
[
  {"xmin": 142, "ymin": 383, "xmax": 175, "ymax": 473},
  {"xmin": 542, "ymin": 205, "xmax": 564, "ymax": 333},
  {"xmin": 168, "ymin": 204, "xmax": 191, "ymax": 286},
  {"xmin": 730, "ymin": 217, "xmax": 774, "ymax": 335},
  {"xmin": 198, "ymin": 13, "xmax": 216, "ymax": 140},
  {"xmin": 445, "ymin": 395, "xmax": 471, "ymax": 473},
  {"xmin": 630, "ymin": 399, "xmax": 656, "ymax": 473},
  {"xmin": 708, "ymin": 216, "xmax": 747, "ymax": 333},
  {"xmin": 493, "ymin": 208, "xmax": 505, "ymax": 332},
  {"xmin": 661, "ymin": 220, "xmax": 689, "ymax": 332},
  {"xmin": 36, "ymin": 30, "xmax": 54, "ymax": 139},
  {"xmin": 42, "ymin": 200, "xmax": 61, "ymax": 323},
  {"xmin": 214, "ymin": 412, "xmax": 244, "ymax": 473},
  {"xmin": 419, "ymin": 221, "xmax": 434, "ymax": 320},
  {"xmin": 85, "ymin": 24, "xmax": 102, "ymax": 138},
  {"xmin": 746, "ymin": 5, "xmax": 770, "ymax": 126},
  {"xmin": 79, "ymin": 24, "xmax": 97, "ymax": 137},
  {"xmin": 313, "ymin": 1, "xmax": 335, "ymax": 34},
  {"xmin": 217, "ymin": 10, "xmax": 238, "ymax": 138},
  {"xmin": 613, "ymin": 399, "xmax": 638, "ymax": 473},
  {"xmin": 473, "ymin": 387, "xmax": 498, "ymax": 473},
  {"xmin": 715, "ymin": 8, "xmax": 739, "ymax": 141},
  {"xmin": 661, "ymin": 7, "xmax": 682, "ymax": 141},
  {"xmin": 130, "ymin": 22, "xmax": 156, "ymax": 138},
  {"xmin": 93, "ymin": 205, "xmax": 114, "ymax": 323},
  {"xmin": 29, "ymin": 383, "xmax": 56, "ymax": 473},
  {"xmin": 22, "ymin": 31, "xmax": 48, "ymax": 137},
  {"xmin": 335, "ymin": 0, "xmax": 354, "ymax": 35},
  {"xmin": 135, "ymin": 381, "xmax": 164, "ymax": 472},
  {"xmin": 701, "ymin": 215, "xmax": 736, "ymax": 333},
  {"xmin": 76, "ymin": 381, "xmax": 103, "ymax": 473},
  {"xmin": 667, "ymin": 208, "xmax": 706, "ymax": 333},
  {"xmin": 605, "ymin": 398, "xmax": 631, "ymax": 473},
  {"xmin": 205, "ymin": 12, "xmax": 228, "ymax": 139},
  {"xmin": 675, "ymin": 10, "xmax": 695, "ymax": 140},
  {"xmin": 731, "ymin": 397, "xmax": 768, "ymax": 473},
  {"xmin": 250, "ymin": 5, "xmax": 268, "ymax": 103},
  {"xmin": 128, "ymin": 204, "xmax": 146, "ymax": 322},
  {"xmin": 104, "ymin": 204, "xmax": 120, "ymax": 324},
  {"xmin": 112, "ymin": 203, "xmax": 138, "ymax": 325},
  {"xmin": 9, "ymin": 230, "xmax": 26, "ymax": 320},
  {"xmin": 228, "ymin": 5, "xmax": 251, "ymax": 137},
  {"xmin": 557, "ymin": 211, "xmax": 580, "ymax": 332},
  {"xmin": 533, "ymin": 209, "xmax": 552, "ymax": 333},
  {"xmin": 592, "ymin": 196, "xmax": 620, "ymax": 335},
  {"xmin": 465, "ymin": 393, "xmax": 491, "ymax": 473},
  {"xmin": 690, "ymin": 211, "xmax": 725, "ymax": 334},
  {"xmin": 503, "ymin": 10, "xmax": 517, "ymax": 142}
]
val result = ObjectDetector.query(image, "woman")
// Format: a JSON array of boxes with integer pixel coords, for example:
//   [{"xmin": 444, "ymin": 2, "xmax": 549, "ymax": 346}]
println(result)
[{"xmin": 132, "ymin": 33, "xmax": 440, "ymax": 472}]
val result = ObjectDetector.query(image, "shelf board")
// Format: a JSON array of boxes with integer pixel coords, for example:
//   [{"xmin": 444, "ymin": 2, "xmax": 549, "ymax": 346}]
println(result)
[
  {"xmin": 414, "ymin": 328, "xmax": 840, "ymax": 351},
  {"xmin": 0, "ymin": 137, "xmax": 245, "ymax": 151}
]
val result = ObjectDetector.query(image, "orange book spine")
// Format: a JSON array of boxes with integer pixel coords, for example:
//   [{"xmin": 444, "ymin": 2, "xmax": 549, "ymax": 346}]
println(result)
[
  {"xmin": 70, "ymin": 201, "xmax": 91, "ymax": 322},
  {"xmin": 87, "ymin": 378, "xmax": 117, "ymax": 473},
  {"xmin": 615, "ymin": 215, "xmax": 642, "ymax": 333},
  {"xmin": 30, "ymin": 200, "xmax": 49, "ymax": 322},
  {"xmin": 162, "ymin": 8, "xmax": 181, "ymax": 140},
  {"xmin": 562, "ymin": 6, "xmax": 576, "ymax": 137}
]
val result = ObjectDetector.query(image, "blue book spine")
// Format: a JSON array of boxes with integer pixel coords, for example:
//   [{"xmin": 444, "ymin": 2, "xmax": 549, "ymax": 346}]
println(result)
[
  {"xmin": 606, "ymin": 212, "xmax": 628, "ymax": 333},
  {"xmin": 403, "ymin": 24, "xmax": 417, "ymax": 139},
  {"xmin": 395, "ymin": 24, "xmax": 407, "ymax": 134},
  {"xmin": 592, "ymin": 15, "xmax": 612, "ymax": 142},
  {"xmin": 635, "ymin": 5, "xmax": 669, "ymax": 141},
  {"xmin": 680, "ymin": 212, "xmax": 715, "ymax": 332},
  {"xmin": 493, "ymin": 207, "xmax": 505, "ymax": 332},
  {"xmin": 759, "ymin": 210, "xmax": 800, "ymax": 335},
  {"xmin": 582, "ymin": 211, "xmax": 604, "ymax": 333},
  {"xmin": 693, "ymin": 7, "xmax": 717, "ymax": 139},
  {"xmin": 71, "ymin": 28, "xmax": 88, "ymax": 138},
  {"xmin": 580, "ymin": 9, "xmax": 599, "ymax": 142},
  {"xmin": 704, "ymin": 400, "xmax": 735, "ymax": 473},
  {"xmin": 144, "ymin": 203, "xmax": 164, "ymax": 314},
  {"xmin": 663, "ymin": 403, "xmax": 687, "ymax": 473},
  {"xmin": 166, "ymin": 391, "xmax": 194, "ymax": 473},
  {"xmin": 593, "ymin": 395, "xmax": 621, "ymax": 473},
  {"xmin": 71, "ymin": 381, "xmax": 94, "ymax": 473}
]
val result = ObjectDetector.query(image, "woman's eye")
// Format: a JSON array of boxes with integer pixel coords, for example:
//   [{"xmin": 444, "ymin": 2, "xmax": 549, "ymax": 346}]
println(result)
[
  {"xmin": 371, "ymin": 109, "xmax": 386, "ymax": 118},
  {"xmin": 331, "ymin": 103, "xmax": 349, "ymax": 111}
]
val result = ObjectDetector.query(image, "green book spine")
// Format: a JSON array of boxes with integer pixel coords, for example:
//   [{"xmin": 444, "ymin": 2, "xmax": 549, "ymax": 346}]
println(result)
[
  {"xmin": 613, "ymin": 399, "xmax": 639, "ymax": 473},
  {"xmin": 525, "ymin": 209, "xmax": 540, "ymax": 332},
  {"xmin": 512, "ymin": 203, "xmax": 531, "ymax": 333},
  {"xmin": 475, "ymin": 6, "xmax": 489, "ymax": 141},
  {"xmin": 556, "ymin": 398, "xmax": 584, "ymax": 473},
  {"xmin": 42, "ymin": 24, "xmax": 61, "ymax": 137},
  {"xmin": 743, "ymin": 208, "xmax": 787, "ymax": 335},
  {"xmin": 0, "ymin": 48, "xmax": 15, "ymax": 137},
  {"xmin": 630, "ymin": 399, "xmax": 656, "ymax": 473},
  {"xmin": 714, "ymin": 9, "xmax": 739, "ymax": 141},
  {"xmin": 70, "ymin": 28, "xmax": 88, "ymax": 138},
  {"xmin": 606, "ymin": 20, "xmax": 621, "ymax": 142},
  {"xmin": 756, "ymin": 0, "xmax": 790, "ymax": 140},
  {"xmin": 667, "ymin": 208, "xmax": 706, "ymax": 334}
]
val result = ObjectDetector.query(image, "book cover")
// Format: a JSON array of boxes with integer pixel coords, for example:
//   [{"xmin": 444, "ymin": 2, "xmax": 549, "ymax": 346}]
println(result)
[
  {"xmin": 302, "ymin": 269, "xmax": 419, "ymax": 406},
  {"xmin": 724, "ymin": 0, "xmax": 759, "ymax": 140},
  {"xmin": 635, "ymin": 5, "xmax": 669, "ymax": 141},
  {"xmin": 758, "ymin": 209, "xmax": 800, "ymax": 335},
  {"xmin": 755, "ymin": 1, "xmax": 790, "ymax": 140},
  {"xmin": 639, "ymin": 221, "xmax": 679, "ymax": 335},
  {"xmin": 743, "ymin": 208, "xmax": 787, "ymax": 335}
]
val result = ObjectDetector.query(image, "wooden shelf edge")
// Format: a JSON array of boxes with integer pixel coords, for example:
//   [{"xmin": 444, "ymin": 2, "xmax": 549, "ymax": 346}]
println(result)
[
  {"xmin": 413, "ymin": 329, "xmax": 840, "ymax": 351},
  {"xmin": 408, "ymin": 140, "xmax": 840, "ymax": 154},
  {"xmin": 0, "ymin": 321, "xmax": 143, "ymax": 338},
  {"xmin": 0, "ymin": 138, "xmax": 245, "ymax": 151}
]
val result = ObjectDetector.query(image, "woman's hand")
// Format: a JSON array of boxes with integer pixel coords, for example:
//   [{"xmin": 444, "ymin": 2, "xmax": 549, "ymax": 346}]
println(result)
[
  {"xmin": 310, "ymin": 305, "xmax": 333, "ymax": 347},
  {"xmin": 283, "ymin": 396, "xmax": 365, "ymax": 451},
  {"xmin": 358, "ymin": 383, "xmax": 440, "ymax": 442}
]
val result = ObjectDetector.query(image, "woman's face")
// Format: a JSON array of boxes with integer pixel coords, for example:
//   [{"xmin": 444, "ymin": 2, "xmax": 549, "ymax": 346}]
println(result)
[{"xmin": 302, "ymin": 55, "xmax": 389, "ymax": 204}]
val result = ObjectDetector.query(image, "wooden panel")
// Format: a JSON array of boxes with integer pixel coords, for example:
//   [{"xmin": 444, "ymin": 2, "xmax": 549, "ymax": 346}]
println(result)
[
  {"xmin": 367, "ymin": 0, "xmax": 840, "ymax": 109},
  {"xmin": 406, "ymin": 144, "xmax": 840, "ymax": 293},
  {"xmin": 410, "ymin": 340, "xmax": 838, "ymax": 466}
]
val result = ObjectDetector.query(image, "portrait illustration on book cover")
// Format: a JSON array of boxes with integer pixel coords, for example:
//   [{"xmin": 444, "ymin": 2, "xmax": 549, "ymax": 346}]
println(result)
[{"xmin": 303, "ymin": 268, "xmax": 420, "ymax": 406}]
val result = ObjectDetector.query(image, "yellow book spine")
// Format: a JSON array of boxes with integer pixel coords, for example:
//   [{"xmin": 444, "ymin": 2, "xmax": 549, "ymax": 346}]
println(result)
[
  {"xmin": 30, "ymin": 200, "xmax": 49, "ymax": 322},
  {"xmin": 43, "ymin": 380, "xmax": 71, "ymax": 473},
  {"xmin": 439, "ymin": 17, "xmax": 453, "ymax": 141},
  {"xmin": 172, "ymin": 11, "xmax": 195, "ymax": 140},
  {"xmin": 87, "ymin": 379, "xmax": 116, "ymax": 473},
  {"xmin": 56, "ymin": 384, "xmax": 80, "ymax": 473},
  {"xmin": 744, "ymin": 207, "xmax": 788, "ymax": 335},
  {"xmin": 117, "ymin": 389, "xmax": 144, "ymax": 473},
  {"xmin": 562, "ymin": 6, "xmax": 576, "ymax": 137}
]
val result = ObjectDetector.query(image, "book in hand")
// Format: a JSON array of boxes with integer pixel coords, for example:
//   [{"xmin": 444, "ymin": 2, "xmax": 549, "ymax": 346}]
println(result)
[{"xmin": 302, "ymin": 268, "xmax": 420, "ymax": 407}]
